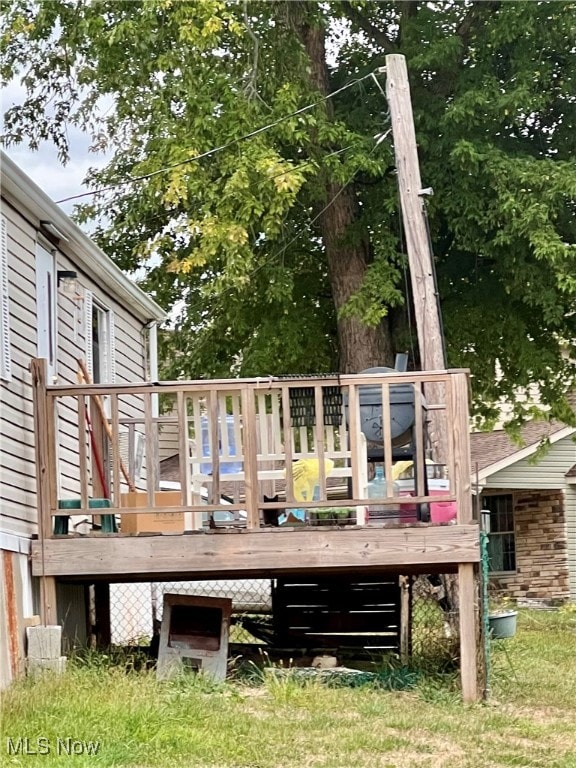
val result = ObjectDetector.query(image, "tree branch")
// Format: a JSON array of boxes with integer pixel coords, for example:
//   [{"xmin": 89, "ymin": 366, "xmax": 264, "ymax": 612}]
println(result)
[
  {"xmin": 341, "ymin": 1, "xmax": 397, "ymax": 54},
  {"xmin": 242, "ymin": 0, "xmax": 269, "ymax": 106},
  {"xmin": 456, "ymin": 1, "xmax": 501, "ymax": 42}
]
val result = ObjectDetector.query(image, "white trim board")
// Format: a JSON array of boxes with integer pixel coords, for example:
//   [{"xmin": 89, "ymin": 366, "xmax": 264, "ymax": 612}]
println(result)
[{"xmin": 0, "ymin": 531, "xmax": 32, "ymax": 555}]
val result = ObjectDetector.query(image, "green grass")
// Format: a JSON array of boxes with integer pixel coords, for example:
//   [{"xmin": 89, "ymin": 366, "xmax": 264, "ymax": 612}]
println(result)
[{"xmin": 2, "ymin": 609, "xmax": 575, "ymax": 767}]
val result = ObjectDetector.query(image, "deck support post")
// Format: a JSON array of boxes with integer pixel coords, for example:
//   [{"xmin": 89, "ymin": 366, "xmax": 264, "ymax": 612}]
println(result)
[
  {"xmin": 31, "ymin": 358, "xmax": 59, "ymax": 627},
  {"xmin": 40, "ymin": 577, "xmax": 58, "ymax": 626},
  {"xmin": 458, "ymin": 562, "xmax": 479, "ymax": 702}
]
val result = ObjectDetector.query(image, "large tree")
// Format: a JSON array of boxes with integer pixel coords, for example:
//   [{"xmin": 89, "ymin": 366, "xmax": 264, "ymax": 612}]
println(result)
[{"xmin": 3, "ymin": 0, "xmax": 576, "ymax": 425}]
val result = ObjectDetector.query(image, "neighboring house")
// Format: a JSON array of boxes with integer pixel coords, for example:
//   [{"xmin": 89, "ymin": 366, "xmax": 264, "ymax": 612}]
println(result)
[
  {"xmin": 0, "ymin": 152, "xmax": 166, "ymax": 687},
  {"xmin": 471, "ymin": 419, "xmax": 576, "ymax": 604}
]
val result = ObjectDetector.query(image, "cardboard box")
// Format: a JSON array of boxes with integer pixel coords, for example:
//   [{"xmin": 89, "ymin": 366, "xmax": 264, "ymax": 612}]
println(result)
[{"xmin": 120, "ymin": 491, "xmax": 185, "ymax": 534}]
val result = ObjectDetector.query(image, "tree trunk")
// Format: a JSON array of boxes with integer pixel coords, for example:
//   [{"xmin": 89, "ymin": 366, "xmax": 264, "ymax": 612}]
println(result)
[
  {"xmin": 322, "ymin": 181, "xmax": 393, "ymax": 372},
  {"xmin": 296, "ymin": 12, "xmax": 394, "ymax": 373}
]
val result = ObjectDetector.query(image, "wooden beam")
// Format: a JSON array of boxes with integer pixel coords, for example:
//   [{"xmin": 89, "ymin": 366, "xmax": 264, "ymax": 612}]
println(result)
[
  {"xmin": 458, "ymin": 562, "xmax": 479, "ymax": 702},
  {"xmin": 381, "ymin": 382, "xmax": 394, "ymax": 495},
  {"xmin": 30, "ymin": 359, "xmax": 59, "ymax": 626},
  {"xmin": 110, "ymin": 394, "xmax": 121, "ymax": 506},
  {"xmin": 453, "ymin": 372, "xmax": 473, "ymax": 524},
  {"xmin": 31, "ymin": 358, "xmax": 52, "ymax": 541},
  {"xmin": 281, "ymin": 385, "xmax": 295, "ymax": 504},
  {"xmin": 241, "ymin": 387, "xmax": 260, "ymax": 528},
  {"xmin": 385, "ymin": 54, "xmax": 448, "ymax": 463},
  {"xmin": 41, "ymin": 577, "xmax": 58, "ymax": 627},
  {"xmin": 143, "ymin": 392, "xmax": 155, "ymax": 506},
  {"xmin": 77, "ymin": 395, "xmax": 89, "ymax": 511},
  {"xmin": 208, "ymin": 390, "xmax": 220, "ymax": 503},
  {"xmin": 348, "ymin": 383, "xmax": 361, "ymax": 501},
  {"xmin": 45, "ymin": 369, "xmax": 465, "ymax": 399},
  {"xmin": 314, "ymin": 385, "xmax": 327, "ymax": 499},
  {"xmin": 385, "ymin": 54, "xmax": 445, "ymax": 375},
  {"xmin": 31, "ymin": 525, "xmax": 480, "ymax": 579}
]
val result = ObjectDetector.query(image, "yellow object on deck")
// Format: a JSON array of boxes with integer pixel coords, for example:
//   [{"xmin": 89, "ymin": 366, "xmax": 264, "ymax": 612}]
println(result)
[{"xmin": 287, "ymin": 458, "xmax": 335, "ymax": 501}]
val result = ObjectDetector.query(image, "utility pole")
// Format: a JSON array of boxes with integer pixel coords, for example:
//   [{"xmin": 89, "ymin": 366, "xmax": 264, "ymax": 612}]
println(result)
[
  {"xmin": 385, "ymin": 57, "xmax": 478, "ymax": 704},
  {"xmin": 385, "ymin": 53, "xmax": 447, "ymax": 463}
]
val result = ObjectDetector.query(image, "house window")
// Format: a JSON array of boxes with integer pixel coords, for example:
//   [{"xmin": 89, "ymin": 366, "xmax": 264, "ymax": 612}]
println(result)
[
  {"xmin": 0, "ymin": 215, "xmax": 11, "ymax": 381},
  {"xmin": 483, "ymin": 494, "xmax": 516, "ymax": 572},
  {"xmin": 85, "ymin": 291, "xmax": 116, "ymax": 383}
]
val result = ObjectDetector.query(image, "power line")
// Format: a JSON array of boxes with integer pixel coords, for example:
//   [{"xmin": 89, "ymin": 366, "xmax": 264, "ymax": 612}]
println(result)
[
  {"xmin": 181, "ymin": 133, "xmax": 388, "ymax": 318},
  {"xmin": 91, "ymin": 142, "xmax": 361, "ymax": 247},
  {"xmin": 56, "ymin": 71, "xmax": 379, "ymax": 204}
]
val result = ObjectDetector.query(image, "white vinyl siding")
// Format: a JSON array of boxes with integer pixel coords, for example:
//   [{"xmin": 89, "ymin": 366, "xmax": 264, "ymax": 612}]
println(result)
[
  {"xmin": 0, "ymin": 207, "xmax": 39, "ymax": 536},
  {"xmin": 1, "ymin": 154, "xmax": 165, "ymax": 688},
  {"xmin": 484, "ymin": 435, "xmax": 576, "ymax": 490},
  {"xmin": 0, "ymin": 215, "xmax": 11, "ymax": 380},
  {"xmin": 0, "ymin": 201, "xmax": 149, "ymax": 539}
]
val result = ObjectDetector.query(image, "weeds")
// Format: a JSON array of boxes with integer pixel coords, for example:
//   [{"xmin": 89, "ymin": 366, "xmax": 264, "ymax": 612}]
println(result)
[{"xmin": 2, "ymin": 610, "xmax": 575, "ymax": 768}]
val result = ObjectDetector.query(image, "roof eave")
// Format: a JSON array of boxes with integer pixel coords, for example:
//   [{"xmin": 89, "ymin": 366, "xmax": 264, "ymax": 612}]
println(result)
[
  {"xmin": 472, "ymin": 425, "xmax": 576, "ymax": 483},
  {"xmin": 1, "ymin": 151, "xmax": 166, "ymax": 324}
]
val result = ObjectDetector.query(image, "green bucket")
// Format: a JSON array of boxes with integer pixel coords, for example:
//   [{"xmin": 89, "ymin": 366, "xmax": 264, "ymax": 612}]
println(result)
[{"xmin": 56, "ymin": 498, "xmax": 117, "ymax": 534}]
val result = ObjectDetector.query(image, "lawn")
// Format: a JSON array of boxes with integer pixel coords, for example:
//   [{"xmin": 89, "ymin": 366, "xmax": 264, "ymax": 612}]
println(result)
[{"xmin": 2, "ymin": 609, "xmax": 575, "ymax": 768}]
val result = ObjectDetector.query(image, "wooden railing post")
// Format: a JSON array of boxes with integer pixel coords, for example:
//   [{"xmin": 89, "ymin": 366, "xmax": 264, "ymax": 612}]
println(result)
[
  {"xmin": 241, "ymin": 387, "xmax": 259, "ymax": 528},
  {"xmin": 177, "ymin": 391, "xmax": 195, "ymax": 528},
  {"xmin": 77, "ymin": 395, "xmax": 89, "ymax": 511},
  {"xmin": 30, "ymin": 358, "xmax": 58, "ymax": 625},
  {"xmin": 453, "ymin": 372, "xmax": 472, "ymax": 524},
  {"xmin": 347, "ymin": 383, "xmax": 361, "ymax": 502}
]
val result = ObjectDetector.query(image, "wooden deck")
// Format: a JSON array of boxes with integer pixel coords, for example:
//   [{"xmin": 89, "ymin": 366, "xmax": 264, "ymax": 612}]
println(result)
[
  {"xmin": 29, "ymin": 359, "xmax": 482, "ymax": 700},
  {"xmin": 32, "ymin": 524, "xmax": 480, "ymax": 581}
]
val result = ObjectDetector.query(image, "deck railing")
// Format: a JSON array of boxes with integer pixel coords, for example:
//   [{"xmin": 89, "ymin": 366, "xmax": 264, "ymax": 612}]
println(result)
[{"xmin": 30, "ymin": 359, "xmax": 472, "ymax": 540}]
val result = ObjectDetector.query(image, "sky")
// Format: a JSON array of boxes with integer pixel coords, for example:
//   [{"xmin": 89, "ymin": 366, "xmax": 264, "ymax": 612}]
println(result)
[{"xmin": 2, "ymin": 81, "xmax": 107, "ymax": 217}]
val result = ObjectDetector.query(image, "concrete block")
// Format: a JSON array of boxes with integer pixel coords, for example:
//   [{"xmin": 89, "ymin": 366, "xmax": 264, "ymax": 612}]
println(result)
[
  {"xmin": 28, "ymin": 656, "xmax": 67, "ymax": 675},
  {"xmin": 26, "ymin": 625, "xmax": 62, "ymax": 660}
]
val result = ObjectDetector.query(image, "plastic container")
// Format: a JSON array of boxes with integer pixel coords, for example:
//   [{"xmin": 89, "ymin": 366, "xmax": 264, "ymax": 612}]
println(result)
[
  {"xmin": 395, "ymin": 477, "xmax": 457, "ymax": 524},
  {"xmin": 366, "ymin": 466, "xmax": 400, "ymax": 520},
  {"xmin": 488, "ymin": 611, "xmax": 517, "ymax": 639},
  {"xmin": 56, "ymin": 498, "xmax": 116, "ymax": 535},
  {"xmin": 200, "ymin": 415, "xmax": 243, "ymax": 475}
]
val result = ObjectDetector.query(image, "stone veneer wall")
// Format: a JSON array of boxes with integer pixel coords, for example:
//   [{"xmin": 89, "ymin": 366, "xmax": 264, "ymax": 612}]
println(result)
[{"xmin": 491, "ymin": 490, "xmax": 570, "ymax": 602}]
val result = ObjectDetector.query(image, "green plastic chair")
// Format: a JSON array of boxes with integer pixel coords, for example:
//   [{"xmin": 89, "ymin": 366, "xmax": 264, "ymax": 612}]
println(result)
[{"xmin": 56, "ymin": 498, "xmax": 117, "ymax": 534}]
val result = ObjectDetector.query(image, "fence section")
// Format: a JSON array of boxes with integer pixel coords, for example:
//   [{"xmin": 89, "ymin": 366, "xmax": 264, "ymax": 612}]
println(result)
[{"xmin": 107, "ymin": 570, "xmax": 483, "ymax": 674}]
